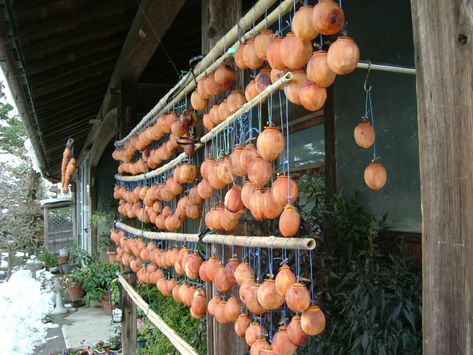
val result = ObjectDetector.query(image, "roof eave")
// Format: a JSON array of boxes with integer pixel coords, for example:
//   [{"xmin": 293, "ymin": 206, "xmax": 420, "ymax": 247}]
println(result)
[{"xmin": 0, "ymin": 19, "xmax": 59, "ymax": 182}]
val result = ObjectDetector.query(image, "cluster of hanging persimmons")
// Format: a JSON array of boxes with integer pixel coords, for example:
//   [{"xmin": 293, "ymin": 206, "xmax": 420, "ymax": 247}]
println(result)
[
  {"xmin": 60, "ymin": 138, "xmax": 76, "ymax": 193},
  {"xmin": 112, "ymin": 109, "xmax": 198, "ymax": 175},
  {"xmin": 110, "ymin": 228, "xmax": 325, "ymax": 354},
  {"xmin": 114, "ymin": 163, "xmax": 203, "ymax": 231},
  {"xmin": 189, "ymin": 0, "xmax": 359, "ymax": 120},
  {"xmin": 354, "ymin": 117, "xmax": 388, "ymax": 190},
  {"xmin": 200, "ymin": 125, "xmax": 300, "ymax": 237},
  {"xmin": 113, "ymin": 0, "xmax": 360, "ymax": 183}
]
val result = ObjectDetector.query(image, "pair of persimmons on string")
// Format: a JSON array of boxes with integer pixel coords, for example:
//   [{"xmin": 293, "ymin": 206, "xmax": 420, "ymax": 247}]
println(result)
[{"xmin": 354, "ymin": 64, "xmax": 388, "ymax": 191}]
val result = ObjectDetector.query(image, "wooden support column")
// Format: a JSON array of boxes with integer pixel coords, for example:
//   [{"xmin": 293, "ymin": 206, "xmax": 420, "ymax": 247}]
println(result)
[
  {"xmin": 410, "ymin": 1, "xmax": 473, "ymax": 354},
  {"xmin": 118, "ymin": 80, "xmax": 137, "ymax": 355},
  {"xmin": 121, "ymin": 268, "xmax": 137, "ymax": 355},
  {"xmin": 201, "ymin": 1, "xmax": 247, "ymax": 354}
]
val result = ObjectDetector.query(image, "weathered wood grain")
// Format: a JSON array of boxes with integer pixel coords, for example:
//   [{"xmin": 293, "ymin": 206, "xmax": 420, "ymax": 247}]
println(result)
[{"xmin": 410, "ymin": 1, "xmax": 473, "ymax": 353}]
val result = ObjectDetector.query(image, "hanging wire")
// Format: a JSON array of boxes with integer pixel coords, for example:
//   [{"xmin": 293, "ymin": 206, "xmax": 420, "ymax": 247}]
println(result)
[
  {"xmin": 363, "ymin": 62, "xmax": 377, "ymax": 160},
  {"xmin": 309, "ymin": 249, "xmax": 316, "ymax": 303},
  {"xmin": 285, "ymin": 94, "xmax": 291, "ymax": 202}
]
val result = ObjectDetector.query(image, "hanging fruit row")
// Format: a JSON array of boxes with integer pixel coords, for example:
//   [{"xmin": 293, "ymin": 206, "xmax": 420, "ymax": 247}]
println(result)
[
  {"xmin": 114, "ymin": 163, "xmax": 204, "ymax": 230},
  {"xmin": 61, "ymin": 138, "xmax": 76, "ymax": 193},
  {"xmin": 110, "ymin": 228, "xmax": 325, "ymax": 354},
  {"xmin": 113, "ymin": 110, "xmax": 199, "ymax": 175},
  {"xmin": 231, "ymin": 0, "xmax": 358, "ymax": 113}
]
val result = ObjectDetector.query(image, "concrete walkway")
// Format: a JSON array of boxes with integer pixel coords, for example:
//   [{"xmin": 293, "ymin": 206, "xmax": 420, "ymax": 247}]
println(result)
[{"xmin": 35, "ymin": 305, "xmax": 120, "ymax": 354}]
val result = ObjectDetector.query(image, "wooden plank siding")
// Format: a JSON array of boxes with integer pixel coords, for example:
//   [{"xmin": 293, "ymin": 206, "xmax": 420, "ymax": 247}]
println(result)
[{"xmin": 410, "ymin": 1, "xmax": 473, "ymax": 353}]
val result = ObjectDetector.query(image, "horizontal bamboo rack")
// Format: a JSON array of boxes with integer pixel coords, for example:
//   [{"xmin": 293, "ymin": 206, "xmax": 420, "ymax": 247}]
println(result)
[
  {"xmin": 115, "ymin": 221, "xmax": 316, "ymax": 251},
  {"xmin": 118, "ymin": 275, "xmax": 199, "ymax": 355},
  {"xmin": 115, "ymin": 0, "xmax": 295, "ymax": 145},
  {"xmin": 114, "ymin": 71, "xmax": 294, "ymax": 182}
]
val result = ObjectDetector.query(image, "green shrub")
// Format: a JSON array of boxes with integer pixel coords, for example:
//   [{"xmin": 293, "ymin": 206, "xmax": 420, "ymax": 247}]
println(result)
[{"xmin": 298, "ymin": 176, "xmax": 422, "ymax": 354}]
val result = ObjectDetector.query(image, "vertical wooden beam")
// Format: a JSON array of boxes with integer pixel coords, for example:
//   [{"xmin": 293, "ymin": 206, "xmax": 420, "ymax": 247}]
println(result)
[
  {"xmin": 118, "ymin": 80, "xmax": 137, "ymax": 354},
  {"xmin": 410, "ymin": 1, "xmax": 473, "ymax": 354},
  {"xmin": 201, "ymin": 1, "xmax": 247, "ymax": 354},
  {"xmin": 118, "ymin": 80, "xmax": 136, "ymax": 139},
  {"xmin": 43, "ymin": 205, "xmax": 49, "ymax": 252},
  {"xmin": 121, "ymin": 268, "xmax": 137, "ymax": 355}
]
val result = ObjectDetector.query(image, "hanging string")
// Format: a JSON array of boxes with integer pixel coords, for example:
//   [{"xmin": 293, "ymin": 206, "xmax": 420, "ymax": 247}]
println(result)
[
  {"xmin": 309, "ymin": 249, "xmax": 316, "ymax": 303},
  {"xmin": 363, "ymin": 63, "xmax": 377, "ymax": 160},
  {"xmin": 285, "ymin": 94, "xmax": 291, "ymax": 201}
]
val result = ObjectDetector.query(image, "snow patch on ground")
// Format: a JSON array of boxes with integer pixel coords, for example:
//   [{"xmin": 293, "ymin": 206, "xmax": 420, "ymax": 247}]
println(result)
[{"xmin": 0, "ymin": 269, "xmax": 54, "ymax": 354}]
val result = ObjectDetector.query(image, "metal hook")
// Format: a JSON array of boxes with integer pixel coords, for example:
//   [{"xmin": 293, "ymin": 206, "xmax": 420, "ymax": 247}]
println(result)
[{"xmin": 363, "ymin": 60, "xmax": 373, "ymax": 93}]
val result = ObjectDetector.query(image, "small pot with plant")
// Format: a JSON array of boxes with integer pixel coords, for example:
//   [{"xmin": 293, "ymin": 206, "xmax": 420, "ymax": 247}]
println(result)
[
  {"xmin": 97, "ymin": 232, "xmax": 117, "ymax": 263},
  {"xmin": 38, "ymin": 249, "xmax": 58, "ymax": 271},
  {"xmin": 81, "ymin": 262, "xmax": 119, "ymax": 315},
  {"xmin": 62, "ymin": 268, "xmax": 86, "ymax": 301}
]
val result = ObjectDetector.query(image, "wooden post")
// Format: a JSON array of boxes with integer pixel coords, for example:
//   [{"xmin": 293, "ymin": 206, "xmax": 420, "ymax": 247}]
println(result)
[
  {"xmin": 121, "ymin": 267, "xmax": 137, "ymax": 355},
  {"xmin": 201, "ymin": 1, "xmax": 247, "ymax": 354},
  {"xmin": 119, "ymin": 79, "xmax": 138, "ymax": 355},
  {"xmin": 410, "ymin": 1, "xmax": 473, "ymax": 354}
]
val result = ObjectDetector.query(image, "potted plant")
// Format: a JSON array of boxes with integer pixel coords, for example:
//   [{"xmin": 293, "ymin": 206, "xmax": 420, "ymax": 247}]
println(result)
[
  {"xmin": 93, "ymin": 331, "xmax": 122, "ymax": 354},
  {"xmin": 38, "ymin": 249, "xmax": 58, "ymax": 271},
  {"xmin": 62, "ymin": 268, "xmax": 86, "ymax": 301},
  {"xmin": 68, "ymin": 242, "xmax": 96, "ymax": 267},
  {"xmin": 97, "ymin": 233, "xmax": 117, "ymax": 263},
  {"xmin": 81, "ymin": 262, "xmax": 119, "ymax": 314},
  {"xmin": 57, "ymin": 248, "xmax": 69, "ymax": 265}
]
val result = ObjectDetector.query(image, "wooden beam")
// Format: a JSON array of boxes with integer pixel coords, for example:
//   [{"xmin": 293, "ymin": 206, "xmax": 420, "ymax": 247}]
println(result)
[
  {"xmin": 100, "ymin": 0, "xmax": 186, "ymax": 116},
  {"xmin": 410, "ymin": 1, "xmax": 473, "ymax": 354},
  {"xmin": 200, "ymin": 0, "xmax": 247, "ymax": 354},
  {"xmin": 26, "ymin": 36, "xmax": 125, "ymax": 77}
]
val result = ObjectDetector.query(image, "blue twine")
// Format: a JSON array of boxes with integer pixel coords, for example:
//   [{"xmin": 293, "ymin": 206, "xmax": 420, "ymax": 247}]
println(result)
[
  {"xmin": 364, "ymin": 87, "xmax": 377, "ymax": 160},
  {"xmin": 309, "ymin": 250, "xmax": 316, "ymax": 303}
]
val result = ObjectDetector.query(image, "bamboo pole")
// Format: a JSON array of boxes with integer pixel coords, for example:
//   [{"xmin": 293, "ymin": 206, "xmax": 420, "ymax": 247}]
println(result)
[
  {"xmin": 115, "ymin": 0, "xmax": 295, "ymax": 146},
  {"xmin": 115, "ymin": 71, "xmax": 293, "ymax": 182},
  {"xmin": 118, "ymin": 275, "xmax": 199, "ymax": 355},
  {"xmin": 115, "ymin": 221, "xmax": 316, "ymax": 250}
]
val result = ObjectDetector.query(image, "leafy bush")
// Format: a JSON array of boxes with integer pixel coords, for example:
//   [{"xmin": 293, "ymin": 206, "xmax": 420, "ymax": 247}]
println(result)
[
  {"xmin": 136, "ymin": 284, "xmax": 207, "ymax": 355},
  {"xmin": 79, "ymin": 262, "xmax": 119, "ymax": 304},
  {"xmin": 68, "ymin": 242, "xmax": 96, "ymax": 266},
  {"xmin": 38, "ymin": 249, "xmax": 57, "ymax": 268},
  {"xmin": 298, "ymin": 175, "xmax": 422, "ymax": 354}
]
